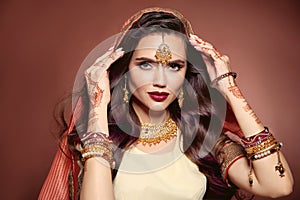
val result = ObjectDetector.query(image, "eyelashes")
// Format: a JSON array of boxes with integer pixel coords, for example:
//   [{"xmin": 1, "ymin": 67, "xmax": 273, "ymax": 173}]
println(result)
[
  {"xmin": 136, "ymin": 61, "xmax": 185, "ymax": 71},
  {"xmin": 168, "ymin": 62, "xmax": 184, "ymax": 71},
  {"xmin": 137, "ymin": 61, "xmax": 153, "ymax": 70}
]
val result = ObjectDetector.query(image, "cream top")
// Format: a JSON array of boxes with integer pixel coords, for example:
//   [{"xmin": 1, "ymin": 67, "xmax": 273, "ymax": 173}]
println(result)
[{"xmin": 113, "ymin": 131, "xmax": 207, "ymax": 200}]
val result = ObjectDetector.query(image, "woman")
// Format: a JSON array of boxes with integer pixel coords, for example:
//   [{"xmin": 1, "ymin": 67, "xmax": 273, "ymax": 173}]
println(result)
[{"xmin": 39, "ymin": 7, "xmax": 293, "ymax": 200}]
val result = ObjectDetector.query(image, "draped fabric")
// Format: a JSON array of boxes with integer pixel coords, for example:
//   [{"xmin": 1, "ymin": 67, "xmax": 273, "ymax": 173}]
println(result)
[
  {"xmin": 38, "ymin": 131, "xmax": 80, "ymax": 200},
  {"xmin": 39, "ymin": 97, "xmax": 83, "ymax": 200}
]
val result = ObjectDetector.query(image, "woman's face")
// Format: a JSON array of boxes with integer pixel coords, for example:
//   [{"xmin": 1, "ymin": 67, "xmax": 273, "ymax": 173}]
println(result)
[{"xmin": 128, "ymin": 33, "xmax": 187, "ymax": 113}]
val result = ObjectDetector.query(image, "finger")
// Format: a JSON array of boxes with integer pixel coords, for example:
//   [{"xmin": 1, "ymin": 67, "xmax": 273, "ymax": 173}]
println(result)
[
  {"xmin": 101, "ymin": 48, "xmax": 124, "ymax": 71},
  {"xmin": 86, "ymin": 48, "xmax": 124, "ymax": 80},
  {"xmin": 192, "ymin": 40, "xmax": 218, "ymax": 55},
  {"xmin": 190, "ymin": 34, "xmax": 223, "ymax": 60},
  {"xmin": 190, "ymin": 38, "xmax": 219, "ymax": 59},
  {"xmin": 109, "ymin": 47, "xmax": 124, "ymax": 61},
  {"xmin": 190, "ymin": 39, "xmax": 212, "ymax": 56},
  {"xmin": 193, "ymin": 45, "xmax": 203, "ymax": 52},
  {"xmin": 94, "ymin": 48, "xmax": 123, "ymax": 66},
  {"xmin": 220, "ymin": 55, "xmax": 230, "ymax": 64},
  {"xmin": 89, "ymin": 48, "xmax": 124, "ymax": 75},
  {"xmin": 202, "ymin": 47, "xmax": 224, "ymax": 62},
  {"xmin": 189, "ymin": 34, "xmax": 214, "ymax": 48},
  {"xmin": 191, "ymin": 42, "xmax": 218, "ymax": 62},
  {"xmin": 189, "ymin": 34, "xmax": 205, "ymax": 44},
  {"xmin": 93, "ymin": 48, "xmax": 114, "ymax": 64},
  {"xmin": 108, "ymin": 45, "xmax": 115, "ymax": 51},
  {"xmin": 202, "ymin": 47, "xmax": 218, "ymax": 58}
]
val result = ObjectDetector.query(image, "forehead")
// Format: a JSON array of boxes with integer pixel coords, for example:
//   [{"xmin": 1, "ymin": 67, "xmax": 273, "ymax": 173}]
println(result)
[{"xmin": 133, "ymin": 33, "xmax": 187, "ymax": 60}]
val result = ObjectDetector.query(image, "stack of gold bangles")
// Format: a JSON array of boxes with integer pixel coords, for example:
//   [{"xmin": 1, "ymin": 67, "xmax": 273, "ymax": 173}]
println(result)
[
  {"xmin": 241, "ymin": 127, "xmax": 285, "ymax": 186},
  {"xmin": 80, "ymin": 132, "xmax": 114, "ymax": 168}
]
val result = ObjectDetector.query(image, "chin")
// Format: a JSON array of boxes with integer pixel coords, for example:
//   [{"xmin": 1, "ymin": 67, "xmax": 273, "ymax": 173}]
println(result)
[{"xmin": 148, "ymin": 103, "xmax": 169, "ymax": 112}]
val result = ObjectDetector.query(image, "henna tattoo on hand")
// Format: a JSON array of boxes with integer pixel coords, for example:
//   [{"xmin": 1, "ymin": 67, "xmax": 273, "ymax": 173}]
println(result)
[
  {"xmin": 86, "ymin": 71, "xmax": 104, "ymax": 107},
  {"xmin": 228, "ymin": 85, "xmax": 243, "ymax": 99},
  {"xmin": 87, "ymin": 107, "xmax": 105, "ymax": 133},
  {"xmin": 89, "ymin": 110, "xmax": 100, "ymax": 119},
  {"xmin": 242, "ymin": 99, "xmax": 252, "ymax": 112},
  {"xmin": 88, "ymin": 117, "xmax": 100, "ymax": 126},
  {"xmin": 241, "ymin": 99, "xmax": 261, "ymax": 124},
  {"xmin": 94, "ymin": 86, "xmax": 104, "ymax": 107},
  {"xmin": 249, "ymin": 110, "xmax": 261, "ymax": 124}
]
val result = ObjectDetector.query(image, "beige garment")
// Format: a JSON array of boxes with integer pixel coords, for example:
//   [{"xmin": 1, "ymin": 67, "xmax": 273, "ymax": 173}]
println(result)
[{"xmin": 113, "ymin": 131, "xmax": 207, "ymax": 200}]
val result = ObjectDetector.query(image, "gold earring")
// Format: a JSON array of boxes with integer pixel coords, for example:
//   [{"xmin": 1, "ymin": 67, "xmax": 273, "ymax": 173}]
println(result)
[
  {"xmin": 123, "ymin": 75, "xmax": 129, "ymax": 104},
  {"xmin": 178, "ymin": 89, "xmax": 184, "ymax": 108}
]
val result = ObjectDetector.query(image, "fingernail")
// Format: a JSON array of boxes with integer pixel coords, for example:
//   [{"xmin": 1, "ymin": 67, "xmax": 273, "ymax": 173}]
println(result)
[
  {"xmin": 189, "ymin": 39, "xmax": 197, "ymax": 45},
  {"xmin": 116, "ymin": 49, "xmax": 124, "ymax": 54},
  {"xmin": 195, "ymin": 46, "xmax": 203, "ymax": 51},
  {"xmin": 115, "ymin": 47, "xmax": 123, "ymax": 52},
  {"xmin": 115, "ymin": 49, "xmax": 124, "ymax": 57},
  {"xmin": 189, "ymin": 33, "xmax": 196, "ymax": 38},
  {"xmin": 108, "ymin": 46, "xmax": 114, "ymax": 51}
]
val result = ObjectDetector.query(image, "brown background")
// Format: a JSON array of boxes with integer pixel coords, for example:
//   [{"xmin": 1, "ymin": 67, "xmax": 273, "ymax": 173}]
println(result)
[{"xmin": 1, "ymin": 0, "xmax": 299, "ymax": 199}]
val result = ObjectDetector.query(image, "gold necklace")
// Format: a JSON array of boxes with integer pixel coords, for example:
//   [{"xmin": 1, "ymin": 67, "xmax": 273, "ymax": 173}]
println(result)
[{"xmin": 137, "ymin": 118, "xmax": 178, "ymax": 146}]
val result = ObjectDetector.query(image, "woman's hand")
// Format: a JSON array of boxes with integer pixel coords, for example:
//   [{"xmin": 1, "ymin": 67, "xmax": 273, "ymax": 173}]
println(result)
[
  {"xmin": 80, "ymin": 48, "xmax": 124, "ymax": 200},
  {"xmin": 84, "ymin": 47, "xmax": 124, "ymax": 133},
  {"xmin": 85, "ymin": 47, "xmax": 124, "ymax": 108},
  {"xmin": 189, "ymin": 34, "xmax": 235, "ymax": 96}
]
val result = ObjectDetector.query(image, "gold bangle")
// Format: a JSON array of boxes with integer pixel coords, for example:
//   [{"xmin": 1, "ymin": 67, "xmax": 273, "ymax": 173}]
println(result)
[
  {"xmin": 248, "ymin": 142, "xmax": 279, "ymax": 160},
  {"xmin": 245, "ymin": 136, "xmax": 276, "ymax": 154}
]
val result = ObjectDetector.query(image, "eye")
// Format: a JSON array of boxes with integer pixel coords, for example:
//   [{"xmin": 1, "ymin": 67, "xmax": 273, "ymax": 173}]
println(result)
[
  {"xmin": 168, "ymin": 62, "xmax": 184, "ymax": 71},
  {"xmin": 138, "ymin": 61, "xmax": 153, "ymax": 70}
]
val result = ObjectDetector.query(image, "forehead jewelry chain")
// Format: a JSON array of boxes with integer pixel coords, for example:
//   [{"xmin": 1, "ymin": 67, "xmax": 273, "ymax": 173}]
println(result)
[
  {"xmin": 137, "ymin": 118, "xmax": 177, "ymax": 146},
  {"xmin": 155, "ymin": 32, "xmax": 172, "ymax": 64}
]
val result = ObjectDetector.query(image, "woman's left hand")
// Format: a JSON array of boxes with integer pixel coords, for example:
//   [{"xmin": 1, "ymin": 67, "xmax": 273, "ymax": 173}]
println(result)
[{"xmin": 189, "ymin": 34, "xmax": 237, "ymax": 95}]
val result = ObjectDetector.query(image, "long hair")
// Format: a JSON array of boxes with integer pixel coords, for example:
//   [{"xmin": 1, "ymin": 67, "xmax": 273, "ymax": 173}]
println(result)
[{"xmin": 55, "ymin": 11, "xmax": 238, "ymax": 199}]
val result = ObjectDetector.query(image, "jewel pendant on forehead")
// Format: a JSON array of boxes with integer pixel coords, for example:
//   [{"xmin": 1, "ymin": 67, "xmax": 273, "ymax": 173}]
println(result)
[{"xmin": 155, "ymin": 33, "xmax": 172, "ymax": 64}]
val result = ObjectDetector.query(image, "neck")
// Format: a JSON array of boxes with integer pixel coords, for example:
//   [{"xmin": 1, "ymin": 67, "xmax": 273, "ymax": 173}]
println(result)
[{"xmin": 132, "ymin": 101, "xmax": 169, "ymax": 125}]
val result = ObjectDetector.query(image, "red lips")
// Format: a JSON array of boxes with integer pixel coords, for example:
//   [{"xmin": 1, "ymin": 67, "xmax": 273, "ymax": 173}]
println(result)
[{"xmin": 148, "ymin": 91, "xmax": 169, "ymax": 102}]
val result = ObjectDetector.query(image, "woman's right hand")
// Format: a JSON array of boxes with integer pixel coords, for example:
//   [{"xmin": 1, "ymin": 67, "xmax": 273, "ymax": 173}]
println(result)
[
  {"xmin": 84, "ymin": 47, "xmax": 124, "ymax": 134},
  {"xmin": 85, "ymin": 47, "xmax": 124, "ymax": 108}
]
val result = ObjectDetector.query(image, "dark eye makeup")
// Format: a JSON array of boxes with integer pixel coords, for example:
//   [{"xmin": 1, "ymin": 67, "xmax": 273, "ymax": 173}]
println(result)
[
  {"xmin": 135, "ymin": 57, "xmax": 186, "ymax": 71},
  {"xmin": 168, "ymin": 61, "xmax": 184, "ymax": 71}
]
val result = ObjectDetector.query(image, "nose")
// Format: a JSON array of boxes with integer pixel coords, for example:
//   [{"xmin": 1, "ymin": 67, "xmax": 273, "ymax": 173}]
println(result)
[{"xmin": 153, "ymin": 65, "xmax": 166, "ymax": 88}]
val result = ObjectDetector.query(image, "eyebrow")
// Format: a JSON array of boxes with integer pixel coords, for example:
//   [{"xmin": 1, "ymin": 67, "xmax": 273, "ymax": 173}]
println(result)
[{"xmin": 135, "ymin": 57, "xmax": 186, "ymax": 65}]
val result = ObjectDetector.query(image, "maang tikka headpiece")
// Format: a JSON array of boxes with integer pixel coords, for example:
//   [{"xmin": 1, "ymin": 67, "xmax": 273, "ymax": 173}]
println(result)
[{"xmin": 155, "ymin": 32, "xmax": 172, "ymax": 64}]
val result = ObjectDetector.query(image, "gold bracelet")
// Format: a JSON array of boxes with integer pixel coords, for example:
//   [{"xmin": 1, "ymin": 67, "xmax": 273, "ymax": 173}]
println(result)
[{"xmin": 245, "ymin": 136, "xmax": 276, "ymax": 155}]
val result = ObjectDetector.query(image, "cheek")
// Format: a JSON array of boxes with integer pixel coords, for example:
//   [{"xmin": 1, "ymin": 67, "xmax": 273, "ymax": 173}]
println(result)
[
  {"xmin": 128, "ymin": 68, "xmax": 153, "ymax": 93},
  {"xmin": 166, "ymin": 71, "xmax": 186, "ymax": 94}
]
